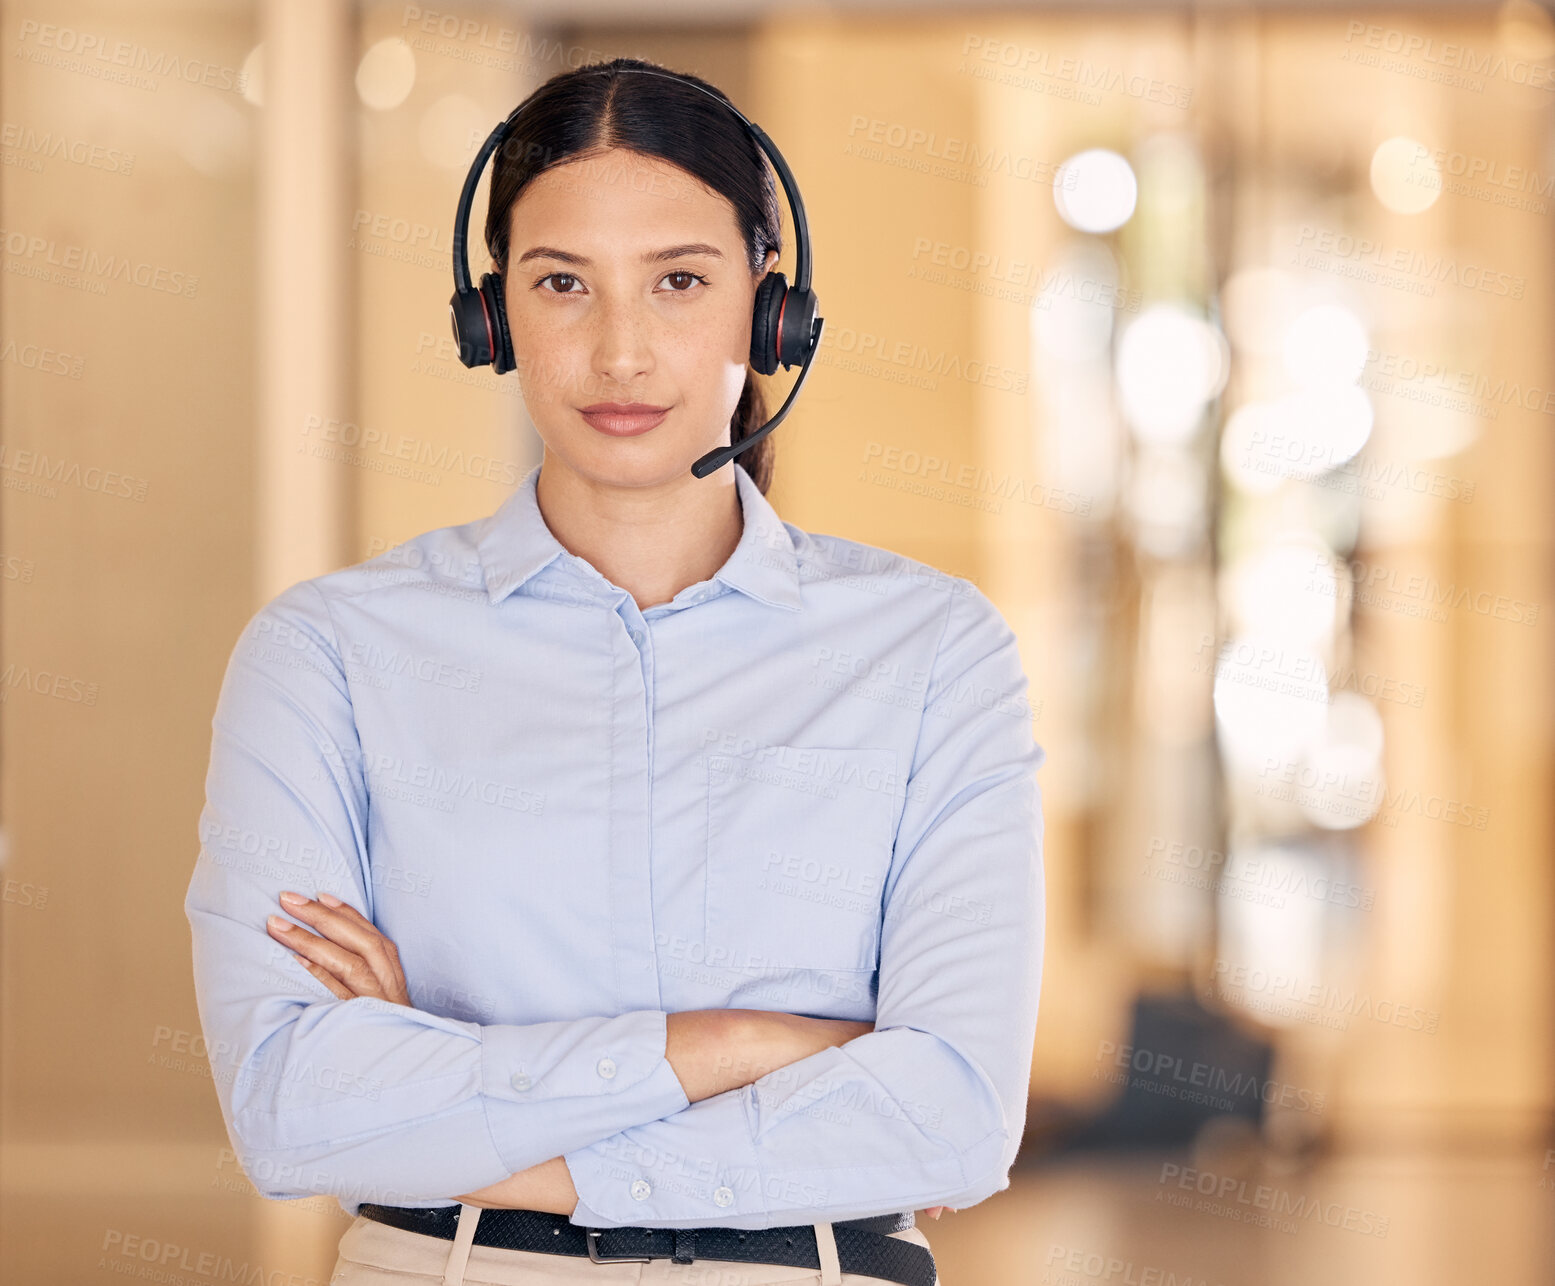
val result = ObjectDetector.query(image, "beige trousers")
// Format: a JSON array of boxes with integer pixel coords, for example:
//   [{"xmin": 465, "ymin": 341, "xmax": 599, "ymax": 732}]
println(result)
[{"xmin": 327, "ymin": 1205, "xmax": 939, "ymax": 1286}]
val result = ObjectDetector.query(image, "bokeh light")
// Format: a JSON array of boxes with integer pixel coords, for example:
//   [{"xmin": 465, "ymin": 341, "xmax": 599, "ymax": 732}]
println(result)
[
  {"xmin": 1370, "ymin": 135, "xmax": 1440, "ymax": 214},
  {"xmin": 356, "ymin": 37, "xmax": 416, "ymax": 111},
  {"xmin": 1054, "ymin": 148, "xmax": 1139, "ymax": 233},
  {"xmin": 1115, "ymin": 304, "xmax": 1229, "ymax": 444}
]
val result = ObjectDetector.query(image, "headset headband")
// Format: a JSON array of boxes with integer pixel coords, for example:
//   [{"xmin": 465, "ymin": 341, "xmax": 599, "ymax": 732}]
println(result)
[{"xmin": 453, "ymin": 67, "xmax": 811, "ymax": 299}]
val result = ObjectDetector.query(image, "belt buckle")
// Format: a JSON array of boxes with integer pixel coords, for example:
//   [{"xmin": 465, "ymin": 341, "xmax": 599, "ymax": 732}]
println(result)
[{"xmin": 585, "ymin": 1229, "xmax": 654, "ymax": 1264}]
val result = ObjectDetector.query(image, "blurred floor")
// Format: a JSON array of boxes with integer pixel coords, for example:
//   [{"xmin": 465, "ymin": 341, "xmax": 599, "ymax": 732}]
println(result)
[{"xmin": 935, "ymin": 1146, "xmax": 1555, "ymax": 1286}]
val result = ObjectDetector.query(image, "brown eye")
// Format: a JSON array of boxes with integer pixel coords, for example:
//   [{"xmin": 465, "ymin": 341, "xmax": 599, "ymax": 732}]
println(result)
[
  {"xmin": 661, "ymin": 271, "xmax": 706, "ymax": 292},
  {"xmin": 538, "ymin": 273, "xmax": 580, "ymax": 293}
]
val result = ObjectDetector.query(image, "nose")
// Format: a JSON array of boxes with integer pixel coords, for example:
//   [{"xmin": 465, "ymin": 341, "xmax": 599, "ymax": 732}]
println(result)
[{"xmin": 589, "ymin": 293, "xmax": 654, "ymax": 391}]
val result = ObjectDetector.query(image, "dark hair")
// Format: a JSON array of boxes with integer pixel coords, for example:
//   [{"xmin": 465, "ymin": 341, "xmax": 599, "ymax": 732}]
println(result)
[{"xmin": 484, "ymin": 57, "xmax": 782, "ymax": 494}]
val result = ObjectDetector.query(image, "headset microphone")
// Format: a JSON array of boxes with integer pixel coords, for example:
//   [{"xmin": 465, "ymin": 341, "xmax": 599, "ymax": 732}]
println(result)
[{"xmin": 448, "ymin": 66, "xmax": 824, "ymax": 479}]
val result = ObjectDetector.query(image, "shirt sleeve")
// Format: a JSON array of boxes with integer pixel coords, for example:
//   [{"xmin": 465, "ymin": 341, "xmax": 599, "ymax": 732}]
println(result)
[
  {"xmin": 562, "ymin": 581, "xmax": 1046, "ymax": 1228},
  {"xmin": 184, "ymin": 580, "xmax": 690, "ymax": 1207}
]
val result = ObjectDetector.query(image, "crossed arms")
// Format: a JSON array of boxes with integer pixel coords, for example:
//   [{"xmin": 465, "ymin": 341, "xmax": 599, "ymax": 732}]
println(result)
[
  {"xmin": 250, "ymin": 898, "xmax": 877, "ymax": 1218},
  {"xmin": 184, "ymin": 578, "xmax": 1045, "ymax": 1227}
]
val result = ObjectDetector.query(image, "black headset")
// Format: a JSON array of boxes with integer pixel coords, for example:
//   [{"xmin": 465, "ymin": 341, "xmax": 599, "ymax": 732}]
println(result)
[{"xmin": 449, "ymin": 65, "xmax": 824, "ymax": 479}]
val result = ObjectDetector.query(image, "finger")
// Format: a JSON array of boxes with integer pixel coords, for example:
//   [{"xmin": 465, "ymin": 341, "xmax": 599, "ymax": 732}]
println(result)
[
  {"xmin": 277, "ymin": 892, "xmax": 401, "ymax": 995},
  {"xmin": 300, "ymin": 894, "xmax": 408, "ymax": 994},
  {"xmin": 291, "ymin": 950, "xmax": 354, "ymax": 1001},
  {"xmin": 316, "ymin": 891, "xmax": 373, "ymax": 929},
  {"xmin": 269, "ymin": 902, "xmax": 409, "ymax": 1006},
  {"xmin": 318, "ymin": 894, "xmax": 403, "ymax": 961},
  {"xmin": 267, "ymin": 915, "xmax": 386, "ymax": 1001},
  {"xmin": 268, "ymin": 915, "xmax": 374, "ymax": 993},
  {"xmin": 299, "ymin": 895, "xmax": 402, "ymax": 975}
]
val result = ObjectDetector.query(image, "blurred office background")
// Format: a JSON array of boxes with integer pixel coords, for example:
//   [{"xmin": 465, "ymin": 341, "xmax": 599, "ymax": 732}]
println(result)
[{"xmin": 3, "ymin": 0, "xmax": 1554, "ymax": 1282}]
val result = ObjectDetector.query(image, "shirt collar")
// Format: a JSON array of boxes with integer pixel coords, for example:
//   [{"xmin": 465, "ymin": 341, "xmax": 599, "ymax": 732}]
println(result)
[{"xmin": 475, "ymin": 459, "xmax": 803, "ymax": 611}]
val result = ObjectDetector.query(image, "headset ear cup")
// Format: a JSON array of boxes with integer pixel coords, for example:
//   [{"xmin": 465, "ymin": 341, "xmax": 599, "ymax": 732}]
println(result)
[
  {"xmin": 449, "ymin": 287, "xmax": 493, "ymax": 369},
  {"xmin": 778, "ymin": 286, "xmax": 819, "ymax": 370},
  {"xmin": 750, "ymin": 271, "xmax": 787, "ymax": 376},
  {"xmin": 479, "ymin": 272, "xmax": 516, "ymax": 375}
]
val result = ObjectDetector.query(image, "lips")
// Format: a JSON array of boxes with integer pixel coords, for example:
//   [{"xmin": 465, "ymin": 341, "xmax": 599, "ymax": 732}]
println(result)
[{"xmin": 578, "ymin": 403, "xmax": 670, "ymax": 437}]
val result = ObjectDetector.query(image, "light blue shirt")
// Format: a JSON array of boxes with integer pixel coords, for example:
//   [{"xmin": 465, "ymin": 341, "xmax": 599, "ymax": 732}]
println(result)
[{"xmin": 184, "ymin": 459, "xmax": 1046, "ymax": 1229}]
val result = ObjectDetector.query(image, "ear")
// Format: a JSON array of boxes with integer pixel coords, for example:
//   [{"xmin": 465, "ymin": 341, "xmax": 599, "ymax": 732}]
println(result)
[{"xmin": 759, "ymin": 248, "xmax": 779, "ymax": 276}]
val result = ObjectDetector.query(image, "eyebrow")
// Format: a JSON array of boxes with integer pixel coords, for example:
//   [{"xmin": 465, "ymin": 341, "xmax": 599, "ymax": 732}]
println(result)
[{"xmin": 514, "ymin": 243, "xmax": 726, "ymax": 268}]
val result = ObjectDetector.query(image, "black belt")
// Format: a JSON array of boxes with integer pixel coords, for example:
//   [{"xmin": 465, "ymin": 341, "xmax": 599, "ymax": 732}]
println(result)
[{"xmin": 358, "ymin": 1202, "xmax": 936, "ymax": 1285}]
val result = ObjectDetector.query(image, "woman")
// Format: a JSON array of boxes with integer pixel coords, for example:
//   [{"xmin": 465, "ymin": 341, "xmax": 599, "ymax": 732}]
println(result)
[{"xmin": 184, "ymin": 57, "xmax": 1046, "ymax": 1286}]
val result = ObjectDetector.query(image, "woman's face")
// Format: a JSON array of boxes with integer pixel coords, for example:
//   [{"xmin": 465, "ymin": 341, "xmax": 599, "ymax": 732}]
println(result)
[{"xmin": 502, "ymin": 145, "xmax": 777, "ymax": 488}]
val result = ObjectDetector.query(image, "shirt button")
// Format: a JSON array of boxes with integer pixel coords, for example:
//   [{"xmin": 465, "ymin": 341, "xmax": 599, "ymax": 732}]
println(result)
[
  {"xmin": 510, "ymin": 1072, "xmax": 531, "ymax": 1091},
  {"xmin": 713, "ymin": 1186, "xmax": 734, "ymax": 1207},
  {"xmin": 631, "ymin": 1179, "xmax": 652, "ymax": 1201},
  {"xmin": 597, "ymin": 1056, "xmax": 617, "ymax": 1079},
  {"xmin": 629, "ymin": 629, "xmax": 643, "ymax": 645}
]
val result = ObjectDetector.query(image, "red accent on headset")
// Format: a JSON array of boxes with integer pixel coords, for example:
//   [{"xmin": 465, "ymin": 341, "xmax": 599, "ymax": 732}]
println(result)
[{"xmin": 774, "ymin": 290, "xmax": 787, "ymax": 365}]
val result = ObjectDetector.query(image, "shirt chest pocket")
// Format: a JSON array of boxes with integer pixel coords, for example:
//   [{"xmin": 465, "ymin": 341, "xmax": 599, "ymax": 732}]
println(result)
[{"xmin": 704, "ymin": 744, "xmax": 898, "ymax": 973}]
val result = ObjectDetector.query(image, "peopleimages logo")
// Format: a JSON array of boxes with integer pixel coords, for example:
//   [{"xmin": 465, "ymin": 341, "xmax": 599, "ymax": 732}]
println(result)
[
  {"xmin": 1143, "ymin": 835, "xmax": 1378, "ymax": 910},
  {"xmin": 300, "ymin": 414, "xmax": 526, "ymax": 487},
  {"xmin": 1293, "ymin": 224, "xmax": 1525, "ymax": 297},
  {"xmin": 0, "ymin": 122, "xmax": 136, "ymax": 175},
  {"xmin": 960, "ymin": 35, "xmax": 1193, "ymax": 109},
  {"xmin": 1195, "ymin": 634, "xmax": 1428, "ymax": 709},
  {"xmin": 1255, "ymin": 755, "xmax": 1490, "ymax": 831},
  {"xmin": 1322, "ymin": 553, "xmax": 1540, "ymax": 626},
  {"xmin": 1043, "ymin": 1243, "xmax": 1226, "ymax": 1286},
  {"xmin": 341, "ymin": 640, "xmax": 483, "ymax": 694},
  {"xmin": 861, "ymin": 443, "xmax": 1091, "ymax": 515},
  {"xmin": 0, "ymin": 226, "xmax": 198, "ymax": 298},
  {"xmin": 361, "ymin": 752, "xmax": 546, "ymax": 816},
  {"xmin": 1095, "ymin": 1040, "xmax": 1327, "ymax": 1114},
  {"xmin": 844, "ymin": 113, "xmax": 1077, "ymax": 189},
  {"xmin": 1341, "ymin": 21, "xmax": 1555, "ymax": 94},
  {"xmin": 1157, "ymin": 1161, "xmax": 1390, "ymax": 1238},
  {"xmin": 1363, "ymin": 347, "xmax": 1555, "ymax": 420},
  {"xmin": 820, "ymin": 326, "xmax": 1029, "ymax": 393},
  {"xmin": 13, "ymin": 20, "xmax": 249, "ymax": 95},
  {"xmin": 1209, "ymin": 959, "xmax": 1440, "ymax": 1034}
]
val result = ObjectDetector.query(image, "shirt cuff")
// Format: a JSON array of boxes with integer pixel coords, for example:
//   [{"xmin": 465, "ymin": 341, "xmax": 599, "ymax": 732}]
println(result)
[
  {"xmin": 562, "ymin": 1084, "xmax": 767, "ymax": 1227},
  {"xmin": 479, "ymin": 1009, "xmax": 690, "ymax": 1175}
]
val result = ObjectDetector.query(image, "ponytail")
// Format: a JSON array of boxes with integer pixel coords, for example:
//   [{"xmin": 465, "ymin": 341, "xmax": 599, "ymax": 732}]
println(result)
[{"xmin": 730, "ymin": 367, "xmax": 774, "ymax": 494}]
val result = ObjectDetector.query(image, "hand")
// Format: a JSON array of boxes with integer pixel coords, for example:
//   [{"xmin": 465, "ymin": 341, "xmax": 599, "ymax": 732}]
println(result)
[
  {"xmin": 456, "ymin": 1156, "xmax": 577, "ymax": 1213},
  {"xmin": 266, "ymin": 890, "xmax": 411, "ymax": 1006},
  {"xmin": 924, "ymin": 1206, "xmax": 957, "ymax": 1220}
]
